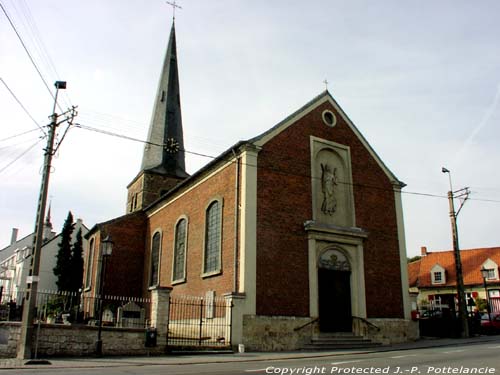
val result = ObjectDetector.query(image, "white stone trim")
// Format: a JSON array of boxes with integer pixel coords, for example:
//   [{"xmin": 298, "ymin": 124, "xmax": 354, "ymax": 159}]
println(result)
[
  {"xmin": 394, "ymin": 187, "xmax": 411, "ymax": 319},
  {"xmin": 238, "ymin": 148, "xmax": 259, "ymax": 314},
  {"xmin": 305, "ymin": 224, "xmax": 367, "ymax": 321},
  {"xmin": 310, "ymin": 136, "xmax": 356, "ymax": 226}
]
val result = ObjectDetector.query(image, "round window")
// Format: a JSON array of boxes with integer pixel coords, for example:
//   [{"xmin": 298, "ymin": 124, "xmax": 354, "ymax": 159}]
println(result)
[{"xmin": 322, "ymin": 110, "xmax": 337, "ymax": 127}]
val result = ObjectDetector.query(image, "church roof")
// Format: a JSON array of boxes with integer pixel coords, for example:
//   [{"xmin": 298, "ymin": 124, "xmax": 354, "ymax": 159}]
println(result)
[{"xmin": 141, "ymin": 22, "xmax": 188, "ymax": 178}]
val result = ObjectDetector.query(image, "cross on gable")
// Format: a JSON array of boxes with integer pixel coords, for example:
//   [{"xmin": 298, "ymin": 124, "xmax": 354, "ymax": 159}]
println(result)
[{"xmin": 166, "ymin": 0, "xmax": 182, "ymax": 20}]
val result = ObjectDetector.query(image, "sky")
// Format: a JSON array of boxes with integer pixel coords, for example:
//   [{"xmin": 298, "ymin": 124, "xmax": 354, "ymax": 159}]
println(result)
[{"xmin": 1, "ymin": 0, "xmax": 499, "ymax": 258}]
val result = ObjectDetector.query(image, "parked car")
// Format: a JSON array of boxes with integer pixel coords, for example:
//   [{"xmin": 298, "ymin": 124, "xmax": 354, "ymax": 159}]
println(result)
[{"xmin": 480, "ymin": 313, "xmax": 500, "ymax": 334}]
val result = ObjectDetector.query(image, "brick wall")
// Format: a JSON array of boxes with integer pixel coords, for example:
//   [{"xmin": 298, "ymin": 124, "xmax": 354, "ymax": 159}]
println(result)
[
  {"xmin": 144, "ymin": 162, "xmax": 238, "ymax": 299},
  {"xmin": 84, "ymin": 211, "xmax": 147, "ymax": 316},
  {"xmin": 256, "ymin": 101, "xmax": 404, "ymax": 318},
  {"xmin": 127, "ymin": 171, "xmax": 185, "ymax": 213}
]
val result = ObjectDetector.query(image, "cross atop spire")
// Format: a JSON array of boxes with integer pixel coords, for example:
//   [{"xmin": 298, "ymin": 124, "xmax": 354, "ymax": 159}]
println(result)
[
  {"xmin": 323, "ymin": 79, "xmax": 329, "ymax": 91},
  {"xmin": 166, "ymin": 0, "xmax": 182, "ymax": 21}
]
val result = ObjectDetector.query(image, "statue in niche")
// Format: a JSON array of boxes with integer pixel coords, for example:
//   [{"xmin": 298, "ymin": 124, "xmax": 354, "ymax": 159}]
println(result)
[{"xmin": 321, "ymin": 163, "xmax": 338, "ymax": 215}]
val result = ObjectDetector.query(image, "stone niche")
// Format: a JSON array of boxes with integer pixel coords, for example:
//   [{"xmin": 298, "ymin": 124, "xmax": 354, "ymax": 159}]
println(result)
[{"xmin": 310, "ymin": 136, "xmax": 355, "ymax": 228}]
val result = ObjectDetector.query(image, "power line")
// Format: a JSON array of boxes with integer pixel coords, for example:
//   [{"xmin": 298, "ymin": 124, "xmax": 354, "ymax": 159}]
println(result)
[
  {"xmin": 15, "ymin": 0, "xmax": 73, "ymax": 109},
  {"xmin": 1, "ymin": 77, "xmax": 46, "ymax": 134},
  {"xmin": 0, "ymin": 128, "xmax": 41, "ymax": 143},
  {"xmin": 0, "ymin": 1, "xmax": 63, "ymax": 112},
  {"xmin": 0, "ymin": 138, "xmax": 42, "ymax": 175},
  {"xmin": 74, "ymin": 122, "xmax": 500, "ymax": 204}
]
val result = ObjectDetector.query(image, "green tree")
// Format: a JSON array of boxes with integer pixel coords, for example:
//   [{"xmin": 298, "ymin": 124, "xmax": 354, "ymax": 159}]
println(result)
[
  {"xmin": 69, "ymin": 228, "xmax": 84, "ymax": 292},
  {"xmin": 408, "ymin": 255, "xmax": 421, "ymax": 263},
  {"xmin": 54, "ymin": 211, "xmax": 74, "ymax": 291}
]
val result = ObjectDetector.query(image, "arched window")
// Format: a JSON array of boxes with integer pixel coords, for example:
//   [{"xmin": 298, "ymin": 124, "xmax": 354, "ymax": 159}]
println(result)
[
  {"xmin": 204, "ymin": 200, "xmax": 222, "ymax": 275},
  {"xmin": 149, "ymin": 232, "xmax": 161, "ymax": 287},
  {"xmin": 172, "ymin": 218, "xmax": 187, "ymax": 282},
  {"xmin": 85, "ymin": 238, "xmax": 94, "ymax": 288}
]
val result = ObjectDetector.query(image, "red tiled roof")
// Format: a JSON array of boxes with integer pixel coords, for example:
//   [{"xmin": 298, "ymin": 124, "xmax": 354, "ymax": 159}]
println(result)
[
  {"xmin": 408, "ymin": 260, "xmax": 421, "ymax": 287},
  {"xmin": 408, "ymin": 247, "xmax": 500, "ymax": 288}
]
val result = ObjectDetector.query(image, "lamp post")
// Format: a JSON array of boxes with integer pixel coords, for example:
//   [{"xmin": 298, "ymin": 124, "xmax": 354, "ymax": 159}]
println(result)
[
  {"xmin": 441, "ymin": 167, "xmax": 470, "ymax": 338},
  {"xmin": 95, "ymin": 235, "xmax": 113, "ymax": 357},
  {"xmin": 480, "ymin": 267, "xmax": 493, "ymax": 327}
]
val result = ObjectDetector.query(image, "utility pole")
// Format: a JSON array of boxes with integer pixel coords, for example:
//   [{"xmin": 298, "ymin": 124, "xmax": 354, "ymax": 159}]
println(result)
[
  {"xmin": 442, "ymin": 167, "xmax": 470, "ymax": 338},
  {"xmin": 17, "ymin": 81, "xmax": 77, "ymax": 360}
]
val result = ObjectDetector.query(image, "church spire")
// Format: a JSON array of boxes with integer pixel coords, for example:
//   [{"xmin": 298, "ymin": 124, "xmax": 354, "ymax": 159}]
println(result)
[
  {"xmin": 141, "ymin": 22, "xmax": 188, "ymax": 178},
  {"xmin": 44, "ymin": 203, "xmax": 52, "ymax": 228}
]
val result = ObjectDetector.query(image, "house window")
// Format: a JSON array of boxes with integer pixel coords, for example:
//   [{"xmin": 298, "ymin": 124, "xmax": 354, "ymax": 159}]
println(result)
[
  {"xmin": 172, "ymin": 218, "xmax": 187, "ymax": 282},
  {"xmin": 149, "ymin": 232, "xmax": 161, "ymax": 287},
  {"xmin": 431, "ymin": 264, "xmax": 446, "ymax": 285},
  {"xmin": 85, "ymin": 238, "xmax": 94, "ymax": 288},
  {"xmin": 203, "ymin": 200, "xmax": 222, "ymax": 275},
  {"xmin": 486, "ymin": 269, "xmax": 497, "ymax": 280},
  {"xmin": 433, "ymin": 271, "xmax": 442, "ymax": 283}
]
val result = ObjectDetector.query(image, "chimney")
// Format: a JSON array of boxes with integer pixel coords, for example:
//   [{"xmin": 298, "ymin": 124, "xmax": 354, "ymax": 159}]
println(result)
[
  {"xmin": 421, "ymin": 246, "xmax": 428, "ymax": 256},
  {"xmin": 10, "ymin": 228, "xmax": 18, "ymax": 245}
]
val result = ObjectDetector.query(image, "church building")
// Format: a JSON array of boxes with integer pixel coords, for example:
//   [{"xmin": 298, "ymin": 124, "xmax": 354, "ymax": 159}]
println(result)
[{"xmin": 83, "ymin": 21, "xmax": 416, "ymax": 350}]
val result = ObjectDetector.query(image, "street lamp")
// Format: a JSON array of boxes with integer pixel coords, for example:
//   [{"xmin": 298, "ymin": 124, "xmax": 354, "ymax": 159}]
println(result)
[
  {"xmin": 441, "ymin": 167, "xmax": 470, "ymax": 338},
  {"xmin": 95, "ymin": 235, "xmax": 113, "ymax": 357},
  {"xmin": 480, "ymin": 267, "xmax": 493, "ymax": 327}
]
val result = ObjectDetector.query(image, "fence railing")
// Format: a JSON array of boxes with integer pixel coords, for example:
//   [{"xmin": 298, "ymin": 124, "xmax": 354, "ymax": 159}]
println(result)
[
  {"xmin": 0, "ymin": 290, "xmax": 151, "ymax": 329},
  {"xmin": 167, "ymin": 295, "xmax": 232, "ymax": 349}
]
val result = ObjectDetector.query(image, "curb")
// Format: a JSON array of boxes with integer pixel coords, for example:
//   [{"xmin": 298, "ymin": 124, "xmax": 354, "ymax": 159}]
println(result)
[{"xmin": 0, "ymin": 336, "xmax": 498, "ymax": 370}]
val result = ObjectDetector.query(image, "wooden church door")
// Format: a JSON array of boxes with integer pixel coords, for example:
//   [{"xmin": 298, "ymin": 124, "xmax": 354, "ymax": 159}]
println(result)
[{"xmin": 318, "ymin": 249, "xmax": 352, "ymax": 332}]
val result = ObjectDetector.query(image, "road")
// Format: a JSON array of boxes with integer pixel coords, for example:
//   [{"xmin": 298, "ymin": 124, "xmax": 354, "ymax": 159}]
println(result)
[{"xmin": 4, "ymin": 338, "xmax": 500, "ymax": 375}]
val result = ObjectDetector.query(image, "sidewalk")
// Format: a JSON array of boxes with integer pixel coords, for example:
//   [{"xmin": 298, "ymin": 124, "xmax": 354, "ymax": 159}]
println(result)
[{"xmin": 1, "ymin": 336, "xmax": 498, "ymax": 370}]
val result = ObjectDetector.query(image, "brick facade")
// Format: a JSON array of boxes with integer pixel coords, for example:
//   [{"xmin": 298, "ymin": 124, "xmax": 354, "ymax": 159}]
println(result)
[
  {"xmin": 127, "ymin": 171, "xmax": 185, "ymax": 213},
  {"xmin": 143, "ymin": 161, "xmax": 238, "ymax": 299},
  {"xmin": 84, "ymin": 212, "xmax": 146, "ymax": 305},
  {"xmin": 256, "ymin": 100, "xmax": 404, "ymax": 318}
]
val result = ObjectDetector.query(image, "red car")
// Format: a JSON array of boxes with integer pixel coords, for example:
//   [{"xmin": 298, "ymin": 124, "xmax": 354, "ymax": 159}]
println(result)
[{"xmin": 480, "ymin": 313, "xmax": 500, "ymax": 334}]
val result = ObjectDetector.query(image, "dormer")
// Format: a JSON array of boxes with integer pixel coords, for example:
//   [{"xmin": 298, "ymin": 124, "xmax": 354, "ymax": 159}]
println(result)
[
  {"xmin": 481, "ymin": 258, "xmax": 499, "ymax": 281},
  {"xmin": 431, "ymin": 264, "xmax": 446, "ymax": 285}
]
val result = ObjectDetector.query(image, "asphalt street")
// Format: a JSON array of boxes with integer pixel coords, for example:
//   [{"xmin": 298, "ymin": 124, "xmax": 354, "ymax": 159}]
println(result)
[{"xmin": 2, "ymin": 337, "xmax": 500, "ymax": 375}]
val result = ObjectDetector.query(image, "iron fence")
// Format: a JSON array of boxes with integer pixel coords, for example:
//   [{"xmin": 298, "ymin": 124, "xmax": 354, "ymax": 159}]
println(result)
[
  {"xmin": 0, "ymin": 289, "xmax": 150, "ymax": 329},
  {"xmin": 167, "ymin": 295, "xmax": 232, "ymax": 349}
]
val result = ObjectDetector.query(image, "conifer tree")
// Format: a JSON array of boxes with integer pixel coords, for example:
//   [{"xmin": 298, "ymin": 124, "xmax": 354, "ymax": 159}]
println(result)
[
  {"xmin": 69, "ymin": 228, "xmax": 84, "ymax": 292},
  {"xmin": 54, "ymin": 211, "xmax": 74, "ymax": 291}
]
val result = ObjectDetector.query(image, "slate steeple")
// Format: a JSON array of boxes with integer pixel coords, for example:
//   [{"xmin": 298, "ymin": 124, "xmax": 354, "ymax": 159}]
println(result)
[
  {"xmin": 141, "ymin": 22, "xmax": 188, "ymax": 178},
  {"xmin": 127, "ymin": 21, "xmax": 189, "ymax": 213}
]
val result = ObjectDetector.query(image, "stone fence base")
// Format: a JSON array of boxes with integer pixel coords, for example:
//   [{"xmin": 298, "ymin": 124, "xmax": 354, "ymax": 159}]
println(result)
[
  {"xmin": 242, "ymin": 315, "xmax": 313, "ymax": 351},
  {"xmin": 241, "ymin": 315, "xmax": 419, "ymax": 351},
  {"xmin": 364, "ymin": 318, "xmax": 419, "ymax": 345},
  {"xmin": 0, "ymin": 322, "xmax": 166, "ymax": 358}
]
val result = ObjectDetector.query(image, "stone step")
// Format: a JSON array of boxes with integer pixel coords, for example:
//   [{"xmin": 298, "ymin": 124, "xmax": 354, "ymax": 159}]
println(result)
[
  {"xmin": 301, "ymin": 342, "xmax": 381, "ymax": 350},
  {"xmin": 301, "ymin": 333, "xmax": 381, "ymax": 351}
]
